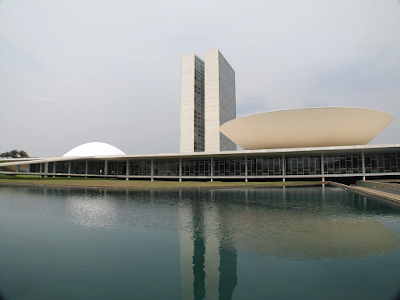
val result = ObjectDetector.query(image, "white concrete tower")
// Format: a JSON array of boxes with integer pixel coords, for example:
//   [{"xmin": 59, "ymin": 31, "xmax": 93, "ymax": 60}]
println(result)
[
  {"xmin": 180, "ymin": 54, "xmax": 205, "ymax": 153},
  {"xmin": 204, "ymin": 50, "xmax": 237, "ymax": 152}
]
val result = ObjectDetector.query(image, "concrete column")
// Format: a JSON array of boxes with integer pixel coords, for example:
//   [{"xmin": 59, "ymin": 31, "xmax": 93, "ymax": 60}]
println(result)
[
  {"xmin": 126, "ymin": 159, "xmax": 129, "ymax": 181},
  {"xmin": 245, "ymin": 155, "xmax": 248, "ymax": 182},
  {"xmin": 321, "ymin": 153, "xmax": 325, "ymax": 182},
  {"xmin": 68, "ymin": 161, "xmax": 71, "ymax": 178},
  {"xmin": 151, "ymin": 159, "xmax": 154, "ymax": 181},
  {"xmin": 210, "ymin": 156, "xmax": 214, "ymax": 182},
  {"xmin": 53, "ymin": 161, "xmax": 56, "ymax": 177},
  {"xmin": 282, "ymin": 154, "xmax": 285, "ymax": 182},
  {"xmin": 104, "ymin": 160, "xmax": 108, "ymax": 176},
  {"xmin": 179, "ymin": 158, "xmax": 182, "ymax": 182},
  {"xmin": 85, "ymin": 160, "xmax": 88, "ymax": 178},
  {"xmin": 44, "ymin": 162, "xmax": 48, "ymax": 177},
  {"xmin": 361, "ymin": 151, "xmax": 366, "ymax": 181}
]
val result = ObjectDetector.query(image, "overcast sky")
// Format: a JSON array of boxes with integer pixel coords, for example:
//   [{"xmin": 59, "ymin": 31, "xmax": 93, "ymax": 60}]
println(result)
[{"xmin": 0, "ymin": 0, "xmax": 399, "ymax": 157}]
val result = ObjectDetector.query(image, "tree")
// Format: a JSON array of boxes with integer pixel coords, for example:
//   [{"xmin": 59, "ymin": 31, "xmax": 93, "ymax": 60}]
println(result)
[
  {"xmin": 18, "ymin": 150, "xmax": 29, "ymax": 158},
  {"xmin": 0, "ymin": 150, "xmax": 30, "ymax": 158},
  {"xmin": 0, "ymin": 152, "xmax": 10, "ymax": 158},
  {"xmin": 10, "ymin": 149, "xmax": 19, "ymax": 158}
]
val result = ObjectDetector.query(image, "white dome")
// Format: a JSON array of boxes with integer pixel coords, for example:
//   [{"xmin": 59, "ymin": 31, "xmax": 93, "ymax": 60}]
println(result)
[{"xmin": 62, "ymin": 142, "xmax": 126, "ymax": 157}]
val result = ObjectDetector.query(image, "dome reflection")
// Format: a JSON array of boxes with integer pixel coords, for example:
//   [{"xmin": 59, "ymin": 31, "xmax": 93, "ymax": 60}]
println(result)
[{"xmin": 67, "ymin": 192, "xmax": 117, "ymax": 228}]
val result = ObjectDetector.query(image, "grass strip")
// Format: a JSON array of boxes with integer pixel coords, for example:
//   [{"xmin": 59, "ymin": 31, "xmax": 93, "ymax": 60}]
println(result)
[{"xmin": 0, "ymin": 175, "xmax": 323, "ymax": 190}]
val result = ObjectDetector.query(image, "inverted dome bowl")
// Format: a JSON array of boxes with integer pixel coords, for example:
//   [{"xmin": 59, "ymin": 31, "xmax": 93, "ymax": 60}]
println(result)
[{"xmin": 220, "ymin": 107, "xmax": 393, "ymax": 150}]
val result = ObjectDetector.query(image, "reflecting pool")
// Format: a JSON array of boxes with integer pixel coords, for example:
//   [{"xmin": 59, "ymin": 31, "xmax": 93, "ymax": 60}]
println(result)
[{"xmin": 0, "ymin": 186, "xmax": 400, "ymax": 300}]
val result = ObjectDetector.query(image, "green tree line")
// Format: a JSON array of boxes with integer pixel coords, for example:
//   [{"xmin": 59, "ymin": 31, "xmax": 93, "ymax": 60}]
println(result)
[{"xmin": 0, "ymin": 150, "xmax": 29, "ymax": 158}]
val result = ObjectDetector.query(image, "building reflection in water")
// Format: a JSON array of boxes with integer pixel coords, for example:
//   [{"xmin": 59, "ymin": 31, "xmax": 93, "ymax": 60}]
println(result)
[
  {"xmin": 26, "ymin": 186, "xmax": 400, "ymax": 299},
  {"xmin": 179, "ymin": 190, "xmax": 237, "ymax": 300},
  {"xmin": 66, "ymin": 189, "xmax": 118, "ymax": 229},
  {"xmin": 177, "ymin": 187, "xmax": 400, "ymax": 300}
]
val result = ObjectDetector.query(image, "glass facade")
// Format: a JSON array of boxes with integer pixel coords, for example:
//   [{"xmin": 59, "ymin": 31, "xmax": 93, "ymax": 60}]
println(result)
[
  {"xmin": 130, "ymin": 160, "xmax": 151, "ymax": 176},
  {"xmin": 214, "ymin": 158, "xmax": 245, "ymax": 176},
  {"xmin": 107, "ymin": 161, "xmax": 126, "ymax": 175},
  {"xmin": 194, "ymin": 57, "xmax": 205, "ymax": 152},
  {"xmin": 24, "ymin": 151, "xmax": 400, "ymax": 178},
  {"xmin": 70, "ymin": 161, "xmax": 86, "ymax": 174},
  {"xmin": 29, "ymin": 163, "xmax": 42, "ymax": 173},
  {"xmin": 182, "ymin": 159, "xmax": 211, "ymax": 176},
  {"xmin": 154, "ymin": 160, "xmax": 179, "ymax": 176},
  {"xmin": 47, "ymin": 162, "xmax": 54, "ymax": 173},
  {"xmin": 247, "ymin": 157, "xmax": 282, "ymax": 176},
  {"xmin": 364, "ymin": 153, "xmax": 400, "ymax": 173},
  {"xmin": 286, "ymin": 156, "xmax": 321, "ymax": 176},
  {"xmin": 323, "ymin": 155, "xmax": 363, "ymax": 175},
  {"xmin": 55, "ymin": 162, "xmax": 69, "ymax": 173},
  {"xmin": 87, "ymin": 161, "xmax": 105, "ymax": 175}
]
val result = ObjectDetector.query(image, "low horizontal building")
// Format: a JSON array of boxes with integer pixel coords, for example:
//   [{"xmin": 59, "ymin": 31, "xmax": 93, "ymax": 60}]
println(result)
[
  {"xmin": 1, "ymin": 143, "xmax": 400, "ymax": 183},
  {"xmin": 1, "ymin": 55, "xmax": 398, "ymax": 185}
]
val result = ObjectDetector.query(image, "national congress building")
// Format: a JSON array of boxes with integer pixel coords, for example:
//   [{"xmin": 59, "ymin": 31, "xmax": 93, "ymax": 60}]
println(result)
[
  {"xmin": 180, "ymin": 50, "xmax": 236, "ymax": 153},
  {"xmin": 1, "ymin": 50, "xmax": 399, "ymax": 183}
]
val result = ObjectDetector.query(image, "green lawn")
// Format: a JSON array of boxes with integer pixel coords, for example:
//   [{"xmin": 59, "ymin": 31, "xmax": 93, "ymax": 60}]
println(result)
[{"xmin": 0, "ymin": 174, "xmax": 323, "ymax": 189}]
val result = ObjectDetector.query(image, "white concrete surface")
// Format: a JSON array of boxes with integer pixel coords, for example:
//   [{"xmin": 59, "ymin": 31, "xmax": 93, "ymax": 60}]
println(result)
[
  {"xmin": 220, "ymin": 107, "xmax": 393, "ymax": 150},
  {"xmin": 204, "ymin": 50, "xmax": 237, "ymax": 152},
  {"xmin": 62, "ymin": 142, "xmax": 126, "ymax": 157},
  {"xmin": 180, "ymin": 54, "xmax": 197, "ymax": 153}
]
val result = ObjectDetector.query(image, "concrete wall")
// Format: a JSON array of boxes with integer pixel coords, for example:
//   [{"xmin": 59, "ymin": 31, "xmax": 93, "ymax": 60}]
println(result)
[
  {"xmin": 357, "ymin": 180, "xmax": 400, "ymax": 190},
  {"xmin": 204, "ymin": 50, "xmax": 237, "ymax": 152}
]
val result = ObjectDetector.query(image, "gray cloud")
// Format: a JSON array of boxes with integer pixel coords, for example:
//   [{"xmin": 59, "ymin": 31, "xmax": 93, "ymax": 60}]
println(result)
[
  {"xmin": 308, "ymin": 51, "xmax": 400, "ymax": 96},
  {"xmin": 86, "ymin": 119, "xmax": 102, "ymax": 127},
  {"xmin": 37, "ymin": 97, "xmax": 55, "ymax": 104},
  {"xmin": 302, "ymin": 101, "xmax": 330, "ymax": 108},
  {"xmin": 0, "ymin": 0, "xmax": 399, "ymax": 156},
  {"xmin": 237, "ymin": 96, "xmax": 272, "ymax": 117}
]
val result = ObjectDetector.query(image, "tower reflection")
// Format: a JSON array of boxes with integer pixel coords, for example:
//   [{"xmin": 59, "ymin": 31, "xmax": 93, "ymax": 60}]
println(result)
[
  {"xmin": 177, "ymin": 187, "xmax": 400, "ymax": 300},
  {"xmin": 179, "ymin": 190, "xmax": 237, "ymax": 300}
]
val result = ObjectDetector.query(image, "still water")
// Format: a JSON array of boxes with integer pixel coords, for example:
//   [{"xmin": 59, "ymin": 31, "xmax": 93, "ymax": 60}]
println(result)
[{"xmin": 0, "ymin": 185, "xmax": 400, "ymax": 300}]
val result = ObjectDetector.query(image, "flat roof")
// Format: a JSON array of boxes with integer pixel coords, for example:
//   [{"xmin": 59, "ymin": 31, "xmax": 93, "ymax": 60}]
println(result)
[{"xmin": 1, "ymin": 143, "xmax": 400, "ymax": 167}]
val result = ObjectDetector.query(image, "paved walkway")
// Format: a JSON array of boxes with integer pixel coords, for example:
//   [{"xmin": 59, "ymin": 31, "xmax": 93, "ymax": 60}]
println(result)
[
  {"xmin": 375, "ymin": 188, "xmax": 400, "ymax": 196},
  {"xmin": 330, "ymin": 182, "xmax": 400, "ymax": 209},
  {"xmin": 357, "ymin": 181, "xmax": 400, "ymax": 196}
]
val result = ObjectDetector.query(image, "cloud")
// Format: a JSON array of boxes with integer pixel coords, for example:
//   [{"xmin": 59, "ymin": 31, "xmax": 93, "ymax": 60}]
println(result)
[
  {"xmin": 0, "ymin": 0, "xmax": 399, "ymax": 156},
  {"xmin": 307, "ymin": 50, "xmax": 400, "ymax": 97},
  {"xmin": 37, "ymin": 97, "xmax": 55, "ymax": 104},
  {"xmin": 302, "ymin": 101, "xmax": 330, "ymax": 108},
  {"xmin": 87, "ymin": 119, "xmax": 102, "ymax": 127},
  {"xmin": 237, "ymin": 95, "xmax": 272, "ymax": 117}
]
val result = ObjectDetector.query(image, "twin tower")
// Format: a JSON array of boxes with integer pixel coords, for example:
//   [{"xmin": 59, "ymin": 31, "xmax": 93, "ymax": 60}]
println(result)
[{"xmin": 180, "ymin": 50, "xmax": 237, "ymax": 153}]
